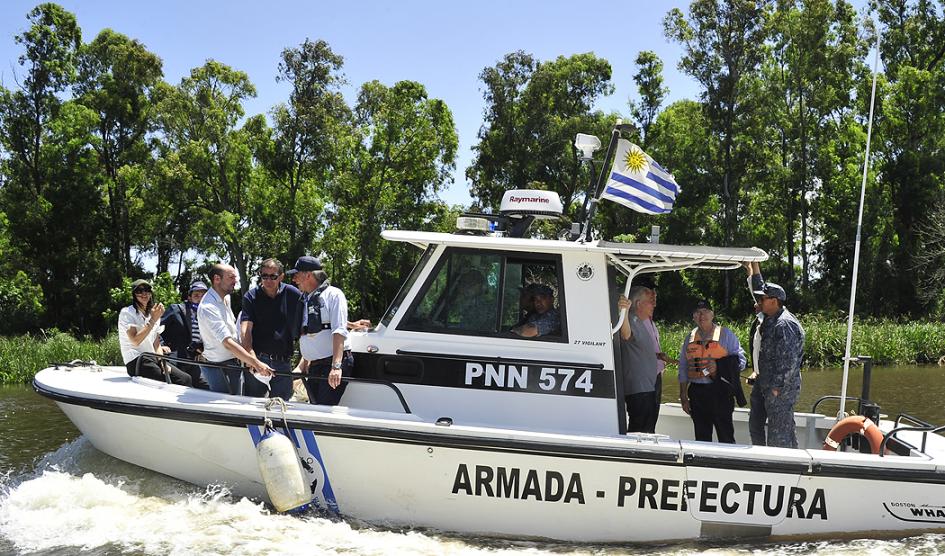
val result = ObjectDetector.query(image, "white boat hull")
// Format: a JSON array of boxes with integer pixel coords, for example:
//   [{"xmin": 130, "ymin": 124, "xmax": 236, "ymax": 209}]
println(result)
[{"xmin": 35, "ymin": 366, "xmax": 945, "ymax": 543}]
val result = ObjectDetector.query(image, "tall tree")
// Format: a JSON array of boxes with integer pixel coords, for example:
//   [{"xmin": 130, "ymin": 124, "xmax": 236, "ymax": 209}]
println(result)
[
  {"xmin": 324, "ymin": 80, "xmax": 457, "ymax": 316},
  {"xmin": 761, "ymin": 0, "xmax": 864, "ymax": 291},
  {"xmin": 75, "ymin": 28, "xmax": 163, "ymax": 276},
  {"xmin": 467, "ymin": 51, "xmax": 614, "ymax": 215},
  {"xmin": 155, "ymin": 60, "xmax": 260, "ymax": 288},
  {"xmin": 629, "ymin": 50, "xmax": 668, "ymax": 147},
  {"xmin": 870, "ymin": 0, "xmax": 945, "ymax": 315},
  {"xmin": 0, "ymin": 3, "xmax": 112, "ymax": 332},
  {"xmin": 665, "ymin": 0, "xmax": 770, "ymax": 306},
  {"xmin": 262, "ymin": 39, "xmax": 351, "ymax": 261}
]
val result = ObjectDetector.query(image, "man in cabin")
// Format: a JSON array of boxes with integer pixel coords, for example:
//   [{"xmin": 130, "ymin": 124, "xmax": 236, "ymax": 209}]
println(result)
[
  {"xmin": 677, "ymin": 299, "xmax": 747, "ymax": 443},
  {"xmin": 617, "ymin": 286, "xmax": 659, "ymax": 433},
  {"xmin": 160, "ymin": 280, "xmax": 210, "ymax": 389},
  {"xmin": 512, "ymin": 284, "xmax": 560, "ymax": 337},
  {"xmin": 289, "ymin": 256, "xmax": 352, "ymax": 405},
  {"xmin": 752, "ymin": 278, "xmax": 806, "ymax": 449},
  {"xmin": 198, "ymin": 263, "xmax": 274, "ymax": 395},
  {"xmin": 239, "ymin": 258, "xmax": 303, "ymax": 400}
]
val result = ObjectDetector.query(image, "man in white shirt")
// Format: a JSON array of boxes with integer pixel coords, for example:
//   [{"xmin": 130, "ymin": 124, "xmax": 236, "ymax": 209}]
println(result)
[
  {"xmin": 288, "ymin": 256, "xmax": 351, "ymax": 405},
  {"xmin": 198, "ymin": 263, "xmax": 274, "ymax": 395}
]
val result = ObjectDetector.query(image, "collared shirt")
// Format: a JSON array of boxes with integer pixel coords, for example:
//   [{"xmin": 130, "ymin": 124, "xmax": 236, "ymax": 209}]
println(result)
[
  {"xmin": 677, "ymin": 325, "xmax": 746, "ymax": 385},
  {"xmin": 299, "ymin": 284, "xmax": 350, "ymax": 361},
  {"xmin": 198, "ymin": 288, "xmax": 239, "ymax": 363},
  {"xmin": 241, "ymin": 283, "xmax": 303, "ymax": 357},
  {"xmin": 525, "ymin": 308, "xmax": 560, "ymax": 336},
  {"xmin": 643, "ymin": 318, "xmax": 665, "ymax": 374},
  {"xmin": 118, "ymin": 305, "xmax": 163, "ymax": 365},
  {"xmin": 620, "ymin": 314, "xmax": 658, "ymax": 395},
  {"xmin": 187, "ymin": 301, "xmax": 201, "ymax": 345}
]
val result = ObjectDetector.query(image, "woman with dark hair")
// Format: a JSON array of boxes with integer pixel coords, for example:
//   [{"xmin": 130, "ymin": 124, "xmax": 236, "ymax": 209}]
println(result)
[{"xmin": 118, "ymin": 279, "xmax": 193, "ymax": 386}]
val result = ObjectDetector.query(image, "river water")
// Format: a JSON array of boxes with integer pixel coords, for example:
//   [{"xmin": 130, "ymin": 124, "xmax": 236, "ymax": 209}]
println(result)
[{"xmin": 2, "ymin": 366, "xmax": 945, "ymax": 555}]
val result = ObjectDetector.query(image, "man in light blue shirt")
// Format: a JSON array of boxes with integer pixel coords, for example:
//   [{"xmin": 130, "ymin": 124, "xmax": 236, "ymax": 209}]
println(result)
[{"xmin": 289, "ymin": 256, "xmax": 352, "ymax": 406}]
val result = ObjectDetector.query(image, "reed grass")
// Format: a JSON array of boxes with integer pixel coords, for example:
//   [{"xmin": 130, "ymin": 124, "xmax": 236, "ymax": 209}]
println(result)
[
  {"xmin": 0, "ymin": 331, "xmax": 121, "ymax": 384},
  {"xmin": 1, "ymin": 318, "xmax": 942, "ymax": 384},
  {"xmin": 658, "ymin": 317, "xmax": 945, "ymax": 368}
]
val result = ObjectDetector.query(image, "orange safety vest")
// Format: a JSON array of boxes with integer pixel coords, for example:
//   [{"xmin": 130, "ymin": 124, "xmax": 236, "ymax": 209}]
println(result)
[{"xmin": 685, "ymin": 325, "xmax": 729, "ymax": 380}]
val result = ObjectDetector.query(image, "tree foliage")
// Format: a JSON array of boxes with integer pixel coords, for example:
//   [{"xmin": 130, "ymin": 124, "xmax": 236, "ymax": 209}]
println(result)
[{"xmin": 1, "ymin": 1, "xmax": 944, "ymax": 338}]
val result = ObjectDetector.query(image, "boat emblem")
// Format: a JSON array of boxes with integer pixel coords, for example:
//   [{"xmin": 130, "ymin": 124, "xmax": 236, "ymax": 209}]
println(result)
[{"xmin": 576, "ymin": 263, "xmax": 594, "ymax": 281}]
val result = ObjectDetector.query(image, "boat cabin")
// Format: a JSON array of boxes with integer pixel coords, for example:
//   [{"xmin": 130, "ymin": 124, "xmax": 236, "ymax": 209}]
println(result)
[{"xmin": 345, "ymin": 191, "xmax": 768, "ymax": 438}]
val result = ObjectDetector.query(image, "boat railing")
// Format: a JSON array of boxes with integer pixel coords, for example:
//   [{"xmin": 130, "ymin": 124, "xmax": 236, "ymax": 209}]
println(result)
[
  {"xmin": 880, "ymin": 413, "xmax": 945, "ymax": 457},
  {"xmin": 138, "ymin": 353, "xmax": 413, "ymax": 414},
  {"xmin": 810, "ymin": 395, "xmax": 864, "ymax": 415}
]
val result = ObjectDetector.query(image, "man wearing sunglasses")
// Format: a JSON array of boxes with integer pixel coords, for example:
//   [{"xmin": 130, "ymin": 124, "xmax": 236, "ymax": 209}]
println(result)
[{"xmin": 239, "ymin": 258, "xmax": 303, "ymax": 400}]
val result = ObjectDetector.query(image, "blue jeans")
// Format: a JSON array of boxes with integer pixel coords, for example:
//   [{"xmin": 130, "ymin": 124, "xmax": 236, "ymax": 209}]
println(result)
[
  {"xmin": 250, "ymin": 354, "xmax": 294, "ymax": 400},
  {"xmin": 201, "ymin": 359, "xmax": 242, "ymax": 395}
]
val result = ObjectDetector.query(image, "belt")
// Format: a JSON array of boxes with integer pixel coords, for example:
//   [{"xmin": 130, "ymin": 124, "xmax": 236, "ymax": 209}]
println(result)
[
  {"xmin": 311, "ymin": 350, "xmax": 351, "ymax": 365},
  {"xmin": 257, "ymin": 352, "xmax": 291, "ymax": 362}
]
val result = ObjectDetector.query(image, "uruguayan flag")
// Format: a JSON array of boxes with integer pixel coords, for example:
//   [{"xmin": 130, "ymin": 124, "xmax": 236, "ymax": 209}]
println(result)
[{"xmin": 600, "ymin": 139, "xmax": 680, "ymax": 214}]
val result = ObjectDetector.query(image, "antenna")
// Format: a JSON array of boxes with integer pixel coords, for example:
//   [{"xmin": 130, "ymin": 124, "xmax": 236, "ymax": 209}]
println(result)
[{"xmin": 838, "ymin": 29, "xmax": 881, "ymax": 419}]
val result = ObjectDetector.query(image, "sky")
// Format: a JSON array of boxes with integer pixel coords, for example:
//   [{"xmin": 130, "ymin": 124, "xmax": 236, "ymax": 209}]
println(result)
[{"xmin": 0, "ymin": 1, "xmax": 705, "ymax": 207}]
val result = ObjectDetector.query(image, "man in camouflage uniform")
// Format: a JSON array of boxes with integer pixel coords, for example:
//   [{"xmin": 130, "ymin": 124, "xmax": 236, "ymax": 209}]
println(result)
[{"xmin": 752, "ymin": 280, "xmax": 805, "ymax": 448}]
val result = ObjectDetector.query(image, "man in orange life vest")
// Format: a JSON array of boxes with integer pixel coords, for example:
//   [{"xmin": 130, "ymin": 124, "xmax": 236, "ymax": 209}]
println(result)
[{"xmin": 678, "ymin": 299, "xmax": 746, "ymax": 443}]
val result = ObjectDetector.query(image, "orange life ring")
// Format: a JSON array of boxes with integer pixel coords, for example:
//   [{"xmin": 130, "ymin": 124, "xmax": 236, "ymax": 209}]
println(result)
[{"xmin": 822, "ymin": 415, "xmax": 884, "ymax": 454}]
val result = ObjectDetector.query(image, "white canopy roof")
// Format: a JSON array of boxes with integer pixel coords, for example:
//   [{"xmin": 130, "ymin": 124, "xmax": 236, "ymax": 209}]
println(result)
[{"xmin": 381, "ymin": 230, "xmax": 767, "ymax": 272}]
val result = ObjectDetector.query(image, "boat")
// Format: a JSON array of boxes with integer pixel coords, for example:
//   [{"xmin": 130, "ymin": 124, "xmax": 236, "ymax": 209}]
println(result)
[{"xmin": 32, "ymin": 184, "xmax": 945, "ymax": 543}]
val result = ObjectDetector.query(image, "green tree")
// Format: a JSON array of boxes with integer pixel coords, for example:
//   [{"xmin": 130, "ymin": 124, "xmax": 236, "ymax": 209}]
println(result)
[
  {"xmin": 262, "ymin": 39, "xmax": 351, "ymax": 262},
  {"xmin": 155, "ymin": 60, "xmax": 261, "ymax": 289},
  {"xmin": 665, "ymin": 0, "xmax": 770, "ymax": 306},
  {"xmin": 0, "ymin": 4, "xmax": 113, "ymax": 333},
  {"xmin": 628, "ymin": 50, "xmax": 668, "ymax": 146},
  {"xmin": 75, "ymin": 28, "xmax": 163, "ymax": 276},
  {"xmin": 324, "ymin": 80, "xmax": 457, "ymax": 316},
  {"xmin": 869, "ymin": 0, "xmax": 945, "ymax": 316},
  {"xmin": 467, "ymin": 51, "xmax": 614, "ymax": 214}
]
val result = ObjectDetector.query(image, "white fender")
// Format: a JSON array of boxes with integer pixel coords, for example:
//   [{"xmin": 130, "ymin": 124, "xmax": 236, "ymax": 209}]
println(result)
[{"xmin": 256, "ymin": 428, "xmax": 311, "ymax": 512}]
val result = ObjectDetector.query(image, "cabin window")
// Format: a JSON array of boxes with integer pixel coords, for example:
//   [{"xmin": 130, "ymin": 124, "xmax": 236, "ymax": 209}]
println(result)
[
  {"xmin": 399, "ymin": 248, "xmax": 566, "ymax": 341},
  {"xmin": 381, "ymin": 245, "xmax": 436, "ymax": 328}
]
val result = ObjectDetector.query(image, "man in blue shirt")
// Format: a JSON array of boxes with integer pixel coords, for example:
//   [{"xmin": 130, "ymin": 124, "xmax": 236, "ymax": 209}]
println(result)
[
  {"xmin": 512, "ymin": 284, "xmax": 560, "ymax": 337},
  {"xmin": 240, "ymin": 258, "xmax": 303, "ymax": 400}
]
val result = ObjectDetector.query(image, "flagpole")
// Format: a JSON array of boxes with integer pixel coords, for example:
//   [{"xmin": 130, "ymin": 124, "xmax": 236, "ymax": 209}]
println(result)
[
  {"xmin": 838, "ymin": 30, "xmax": 881, "ymax": 419},
  {"xmin": 581, "ymin": 120, "xmax": 634, "ymax": 242}
]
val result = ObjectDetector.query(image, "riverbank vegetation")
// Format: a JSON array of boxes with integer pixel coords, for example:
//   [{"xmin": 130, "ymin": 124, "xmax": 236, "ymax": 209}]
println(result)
[
  {"xmin": 1, "ymin": 2, "xmax": 944, "ymax": 336},
  {"xmin": 0, "ymin": 332, "xmax": 120, "ymax": 384},
  {"xmin": 3, "ymin": 318, "xmax": 943, "ymax": 385}
]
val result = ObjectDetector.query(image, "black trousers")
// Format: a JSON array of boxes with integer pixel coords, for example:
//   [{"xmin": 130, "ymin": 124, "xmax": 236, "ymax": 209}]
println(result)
[
  {"xmin": 126, "ymin": 356, "xmax": 193, "ymax": 387},
  {"xmin": 653, "ymin": 372, "xmax": 663, "ymax": 425},
  {"xmin": 303, "ymin": 352, "xmax": 353, "ymax": 406},
  {"xmin": 625, "ymin": 391, "xmax": 658, "ymax": 433},
  {"xmin": 688, "ymin": 381, "xmax": 736, "ymax": 443}
]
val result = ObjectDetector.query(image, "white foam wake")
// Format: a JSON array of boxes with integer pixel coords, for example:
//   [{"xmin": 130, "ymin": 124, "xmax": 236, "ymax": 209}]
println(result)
[{"xmin": 0, "ymin": 438, "xmax": 558, "ymax": 556}]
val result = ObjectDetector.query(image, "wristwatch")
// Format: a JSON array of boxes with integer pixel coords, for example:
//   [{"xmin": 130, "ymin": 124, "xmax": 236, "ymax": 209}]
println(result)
[{"xmin": 330, "ymin": 361, "xmax": 342, "ymax": 370}]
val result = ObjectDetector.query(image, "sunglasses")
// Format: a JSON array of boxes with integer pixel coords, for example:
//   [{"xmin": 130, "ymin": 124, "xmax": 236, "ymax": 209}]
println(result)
[
  {"xmin": 133, "ymin": 288, "xmax": 152, "ymax": 294},
  {"xmin": 259, "ymin": 273, "xmax": 280, "ymax": 281}
]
